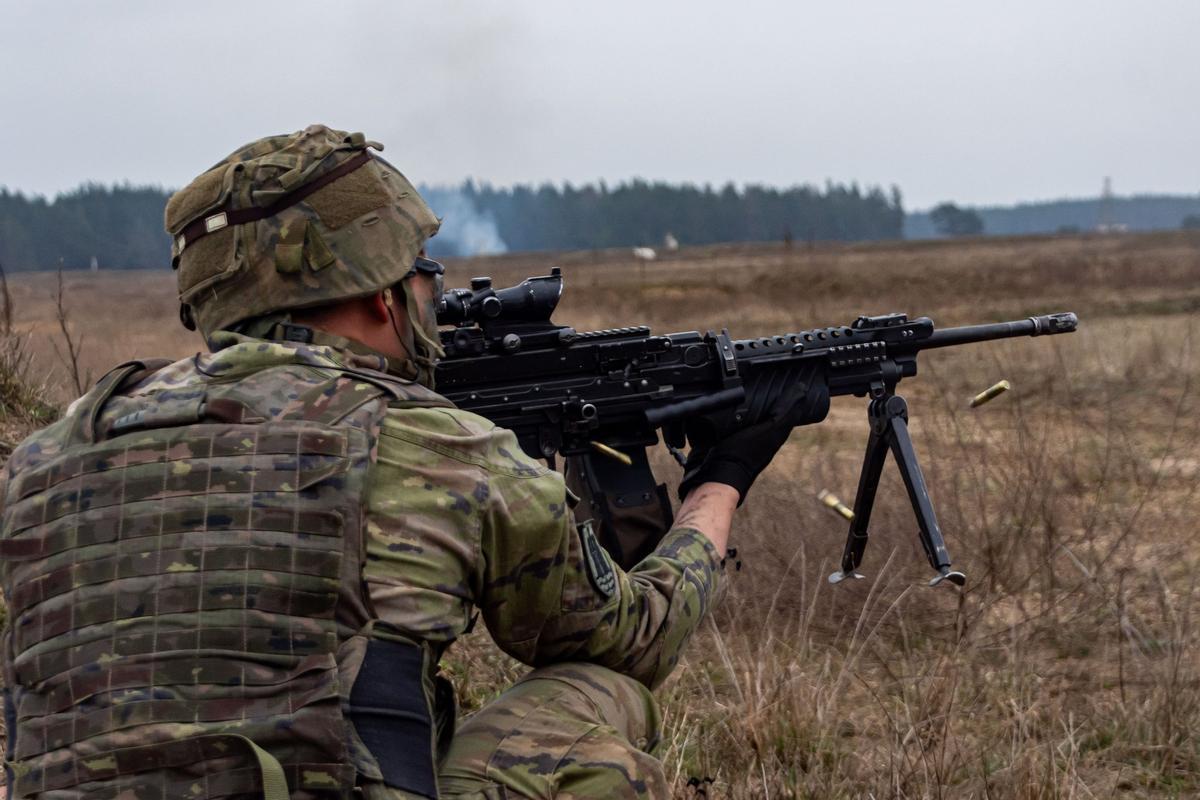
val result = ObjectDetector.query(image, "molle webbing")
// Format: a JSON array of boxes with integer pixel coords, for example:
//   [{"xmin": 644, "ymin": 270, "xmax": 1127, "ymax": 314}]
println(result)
[
  {"xmin": 8, "ymin": 734, "xmax": 344, "ymax": 799},
  {"xmin": 174, "ymin": 151, "xmax": 373, "ymax": 257},
  {"xmin": 0, "ymin": 420, "xmax": 357, "ymax": 797},
  {"xmin": 0, "ymin": 361, "xmax": 423, "ymax": 799}
]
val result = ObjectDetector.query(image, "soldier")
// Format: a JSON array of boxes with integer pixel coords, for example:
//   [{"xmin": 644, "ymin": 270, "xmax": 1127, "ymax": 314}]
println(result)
[{"xmin": 0, "ymin": 125, "xmax": 801, "ymax": 799}]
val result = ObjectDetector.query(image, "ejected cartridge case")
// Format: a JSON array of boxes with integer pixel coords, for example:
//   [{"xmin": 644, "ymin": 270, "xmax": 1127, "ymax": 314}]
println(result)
[
  {"xmin": 590, "ymin": 441, "xmax": 633, "ymax": 466},
  {"xmin": 818, "ymin": 489, "xmax": 855, "ymax": 521},
  {"xmin": 969, "ymin": 380, "xmax": 1011, "ymax": 408}
]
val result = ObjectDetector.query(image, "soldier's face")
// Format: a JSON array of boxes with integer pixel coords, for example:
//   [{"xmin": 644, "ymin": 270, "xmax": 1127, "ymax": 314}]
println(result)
[
  {"xmin": 401, "ymin": 251, "xmax": 443, "ymax": 306},
  {"xmin": 406, "ymin": 270, "xmax": 441, "ymax": 311},
  {"xmin": 405, "ymin": 271, "xmax": 442, "ymax": 342}
]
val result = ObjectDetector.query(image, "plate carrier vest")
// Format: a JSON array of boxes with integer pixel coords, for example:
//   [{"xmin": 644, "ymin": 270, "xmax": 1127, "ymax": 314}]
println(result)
[{"xmin": 0, "ymin": 355, "xmax": 451, "ymax": 799}]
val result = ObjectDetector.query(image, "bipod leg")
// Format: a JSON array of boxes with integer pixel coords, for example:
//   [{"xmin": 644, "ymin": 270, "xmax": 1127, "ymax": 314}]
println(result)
[
  {"xmin": 882, "ymin": 395, "xmax": 965, "ymax": 588},
  {"xmin": 829, "ymin": 396, "xmax": 891, "ymax": 584}
]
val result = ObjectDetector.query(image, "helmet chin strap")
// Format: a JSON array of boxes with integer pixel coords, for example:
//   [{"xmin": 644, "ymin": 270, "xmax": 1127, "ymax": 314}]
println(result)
[
  {"xmin": 383, "ymin": 288, "xmax": 417, "ymax": 365},
  {"xmin": 384, "ymin": 280, "xmax": 441, "ymax": 388}
]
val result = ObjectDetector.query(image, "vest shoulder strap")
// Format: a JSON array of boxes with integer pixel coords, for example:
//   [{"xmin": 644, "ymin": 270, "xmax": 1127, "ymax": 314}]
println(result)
[{"xmin": 66, "ymin": 358, "xmax": 172, "ymax": 444}]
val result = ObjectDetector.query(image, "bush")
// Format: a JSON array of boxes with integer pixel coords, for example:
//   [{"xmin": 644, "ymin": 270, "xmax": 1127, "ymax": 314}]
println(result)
[
  {"xmin": 0, "ymin": 334, "xmax": 57, "ymax": 452},
  {"xmin": 930, "ymin": 202, "xmax": 985, "ymax": 236}
]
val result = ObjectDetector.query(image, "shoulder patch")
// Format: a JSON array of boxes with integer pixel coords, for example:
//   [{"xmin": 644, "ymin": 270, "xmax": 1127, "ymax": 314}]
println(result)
[{"xmin": 579, "ymin": 519, "xmax": 617, "ymax": 600}]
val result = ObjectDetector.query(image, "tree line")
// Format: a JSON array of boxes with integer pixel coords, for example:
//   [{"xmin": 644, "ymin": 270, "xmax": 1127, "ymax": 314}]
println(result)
[
  {"xmin": 430, "ymin": 180, "xmax": 905, "ymax": 256},
  {"xmin": 0, "ymin": 179, "xmax": 905, "ymax": 270},
  {"xmin": 0, "ymin": 185, "xmax": 172, "ymax": 271},
  {"xmin": 906, "ymin": 194, "xmax": 1200, "ymax": 238}
]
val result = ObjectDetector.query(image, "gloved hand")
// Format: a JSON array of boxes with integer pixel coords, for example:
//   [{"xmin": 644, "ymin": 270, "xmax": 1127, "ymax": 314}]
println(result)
[{"xmin": 677, "ymin": 365, "xmax": 828, "ymax": 505}]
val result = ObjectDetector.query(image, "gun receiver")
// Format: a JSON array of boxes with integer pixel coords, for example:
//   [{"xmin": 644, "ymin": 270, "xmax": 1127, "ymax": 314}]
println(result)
[{"xmin": 434, "ymin": 270, "xmax": 1078, "ymax": 586}]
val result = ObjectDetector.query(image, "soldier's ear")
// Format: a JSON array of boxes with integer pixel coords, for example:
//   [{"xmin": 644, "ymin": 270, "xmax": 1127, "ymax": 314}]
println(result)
[{"xmin": 367, "ymin": 290, "xmax": 392, "ymax": 323}]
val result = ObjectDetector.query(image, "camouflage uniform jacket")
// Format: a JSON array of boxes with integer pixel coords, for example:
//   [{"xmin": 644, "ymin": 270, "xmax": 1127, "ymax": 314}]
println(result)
[{"xmin": 0, "ymin": 333, "xmax": 721, "ymax": 798}]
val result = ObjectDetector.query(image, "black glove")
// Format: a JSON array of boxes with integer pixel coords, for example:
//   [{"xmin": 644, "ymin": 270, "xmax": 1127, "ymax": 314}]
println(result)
[{"xmin": 678, "ymin": 365, "xmax": 829, "ymax": 505}]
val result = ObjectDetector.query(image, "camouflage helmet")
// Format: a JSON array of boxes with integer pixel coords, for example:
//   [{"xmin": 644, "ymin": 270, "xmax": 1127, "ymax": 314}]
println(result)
[{"xmin": 166, "ymin": 124, "xmax": 441, "ymax": 338}]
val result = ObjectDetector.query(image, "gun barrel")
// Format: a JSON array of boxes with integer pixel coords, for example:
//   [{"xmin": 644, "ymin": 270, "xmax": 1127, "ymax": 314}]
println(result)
[{"xmin": 920, "ymin": 312, "xmax": 1077, "ymax": 350}]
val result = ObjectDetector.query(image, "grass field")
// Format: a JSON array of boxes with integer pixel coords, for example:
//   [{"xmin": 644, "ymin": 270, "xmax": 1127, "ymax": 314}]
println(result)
[{"xmin": 4, "ymin": 230, "xmax": 1200, "ymax": 797}]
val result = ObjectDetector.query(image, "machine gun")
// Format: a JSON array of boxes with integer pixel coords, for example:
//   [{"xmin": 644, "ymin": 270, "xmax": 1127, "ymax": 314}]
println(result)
[{"xmin": 434, "ymin": 269, "xmax": 1078, "ymax": 587}]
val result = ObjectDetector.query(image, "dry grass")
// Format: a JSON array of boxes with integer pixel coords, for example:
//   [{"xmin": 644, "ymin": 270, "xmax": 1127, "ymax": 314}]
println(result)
[{"xmin": 6, "ymin": 230, "xmax": 1200, "ymax": 797}]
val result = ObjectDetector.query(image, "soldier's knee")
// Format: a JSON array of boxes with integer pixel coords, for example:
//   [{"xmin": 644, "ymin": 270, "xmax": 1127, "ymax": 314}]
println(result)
[
  {"xmin": 439, "ymin": 663, "xmax": 667, "ymax": 798},
  {"xmin": 513, "ymin": 662, "xmax": 662, "ymax": 752}
]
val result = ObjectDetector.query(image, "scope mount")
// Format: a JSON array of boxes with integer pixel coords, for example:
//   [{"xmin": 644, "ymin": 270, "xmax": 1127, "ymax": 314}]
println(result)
[{"xmin": 829, "ymin": 382, "xmax": 966, "ymax": 589}]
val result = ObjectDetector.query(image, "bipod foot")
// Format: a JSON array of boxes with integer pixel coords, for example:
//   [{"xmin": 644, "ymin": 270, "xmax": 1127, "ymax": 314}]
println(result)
[
  {"xmin": 929, "ymin": 567, "xmax": 966, "ymax": 588},
  {"xmin": 828, "ymin": 569, "xmax": 865, "ymax": 585}
]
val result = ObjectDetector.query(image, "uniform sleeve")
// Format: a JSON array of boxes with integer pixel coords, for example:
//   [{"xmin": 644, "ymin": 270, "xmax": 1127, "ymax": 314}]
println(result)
[{"xmin": 476, "ymin": 430, "xmax": 722, "ymax": 690}]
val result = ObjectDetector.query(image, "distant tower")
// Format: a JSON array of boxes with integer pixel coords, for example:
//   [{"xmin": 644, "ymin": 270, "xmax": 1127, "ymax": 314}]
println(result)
[{"xmin": 1096, "ymin": 177, "xmax": 1126, "ymax": 233}]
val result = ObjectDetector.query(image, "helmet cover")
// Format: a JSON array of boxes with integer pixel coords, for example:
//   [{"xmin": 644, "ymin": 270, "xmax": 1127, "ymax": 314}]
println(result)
[{"xmin": 166, "ymin": 124, "xmax": 441, "ymax": 339}]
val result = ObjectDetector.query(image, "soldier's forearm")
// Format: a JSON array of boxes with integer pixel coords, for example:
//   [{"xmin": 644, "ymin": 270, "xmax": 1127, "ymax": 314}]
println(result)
[{"xmin": 672, "ymin": 482, "xmax": 739, "ymax": 554}]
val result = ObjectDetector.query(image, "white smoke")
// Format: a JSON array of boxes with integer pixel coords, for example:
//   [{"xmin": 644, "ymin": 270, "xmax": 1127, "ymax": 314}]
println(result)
[{"xmin": 421, "ymin": 187, "xmax": 508, "ymax": 257}]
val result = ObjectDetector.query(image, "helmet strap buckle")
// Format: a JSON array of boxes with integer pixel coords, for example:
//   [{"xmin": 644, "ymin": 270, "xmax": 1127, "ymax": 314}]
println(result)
[{"xmin": 272, "ymin": 322, "xmax": 315, "ymax": 344}]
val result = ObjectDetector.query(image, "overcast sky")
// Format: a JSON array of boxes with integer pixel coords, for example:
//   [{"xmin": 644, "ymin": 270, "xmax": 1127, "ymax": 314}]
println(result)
[{"xmin": 2, "ymin": 0, "xmax": 1197, "ymax": 210}]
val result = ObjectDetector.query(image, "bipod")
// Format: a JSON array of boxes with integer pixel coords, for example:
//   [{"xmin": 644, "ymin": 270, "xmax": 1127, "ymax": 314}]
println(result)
[{"xmin": 828, "ymin": 383, "xmax": 966, "ymax": 588}]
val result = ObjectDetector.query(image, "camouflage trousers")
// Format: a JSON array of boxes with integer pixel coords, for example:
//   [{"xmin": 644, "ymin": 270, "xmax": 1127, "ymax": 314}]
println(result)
[{"xmin": 436, "ymin": 663, "xmax": 666, "ymax": 799}]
